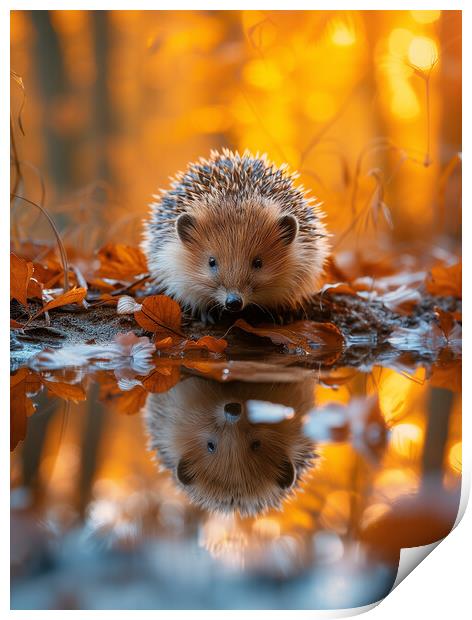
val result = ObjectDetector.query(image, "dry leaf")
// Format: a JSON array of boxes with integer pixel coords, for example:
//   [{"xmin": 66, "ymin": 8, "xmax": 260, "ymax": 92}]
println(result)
[
  {"xmin": 135, "ymin": 295, "xmax": 182, "ymax": 336},
  {"xmin": 10, "ymin": 369, "xmax": 42, "ymax": 451},
  {"xmin": 97, "ymin": 243, "xmax": 148, "ymax": 280},
  {"xmin": 183, "ymin": 335, "xmax": 228, "ymax": 354},
  {"xmin": 426, "ymin": 263, "xmax": 461, "ymax": 298},
  {"xmin": 27, "ymin": 277, "xmax": 43, "ymax": 300},
  {"xmin": 10, "ymin": 252, "xmax": 34, "ymax": 306},
  {"xmin": 430, "ymin": 361, "xmax": 461, "ymax": 393},
  {"xmin": 141, "ymin": 363, "xmax": 181, "ymax": 393},
  {"xmin": 29, "ymin": 287, "xmax": 88, "ymax": 323},
  {"xmin": 155, "ymin": 336, "xmax": 174, "ymax": 349},
  {"xmin": 234, "ymin": 319, "xmax": 344, "ymax": 354},
  {"xmin": 434, "ymin": 307, "xmax": 456, "ymax": 338},
  {"xmin": 42, "ymin": 379, "xmax": 87, "ymax": 403}
]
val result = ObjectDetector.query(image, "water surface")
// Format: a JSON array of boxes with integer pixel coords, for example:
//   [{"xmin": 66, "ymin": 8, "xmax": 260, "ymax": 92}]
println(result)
[{"xmin": 11, "ymin": 353, "xmax": 462, "ymax": 610}]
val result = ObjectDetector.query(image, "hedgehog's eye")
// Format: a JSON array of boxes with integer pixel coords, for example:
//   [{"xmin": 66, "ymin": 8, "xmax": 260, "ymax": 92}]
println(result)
[
  {"xmin": 252, "ymin": 257, "xmax": 263, "ymax": 269},
  {"xmin": 208, "ymin": 256, "xmax": 217, "ymax": 270},
  {"xmin": 207, "ymin": 441, "xmax": 217, "ymax": 453},
  {"xmin": 251, "ymin": 439, "xmax": 261, "ymax": 451}
]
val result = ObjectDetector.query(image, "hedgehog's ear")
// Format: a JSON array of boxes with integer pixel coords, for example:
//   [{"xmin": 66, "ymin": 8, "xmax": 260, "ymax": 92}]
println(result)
[
  {"xmin": 278, "ymin": 214, "xmax": 298, "ymax": 245},
  {"xmin": 276, "ymin": 459, "xmax": 296, "ymax": 489},
  {"xmin": 176, "ymin": 457, "xmax": 195, "ymax": 485},
  {"xmin": 176, "ymin": 213, "xmax": 197, "ymax": 244}
]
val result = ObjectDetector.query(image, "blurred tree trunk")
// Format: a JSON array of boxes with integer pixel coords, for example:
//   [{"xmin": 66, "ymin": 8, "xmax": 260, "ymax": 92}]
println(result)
[
  {"xmin": 92, "ymin": 10, "xmax": 112, "ymax": 185},
  {"xmin": 30, "ymin": 11, "xmax": 74, "ymax": 193}
]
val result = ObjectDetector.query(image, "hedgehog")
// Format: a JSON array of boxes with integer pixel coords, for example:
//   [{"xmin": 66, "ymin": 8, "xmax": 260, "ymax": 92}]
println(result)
[
  {"xmin": 142, "ymin": 149, "xmax": 330, "ymax": 323},
  {"xmin": 143, "ymin": 376, "xmax": 316, "ymax": 516}
]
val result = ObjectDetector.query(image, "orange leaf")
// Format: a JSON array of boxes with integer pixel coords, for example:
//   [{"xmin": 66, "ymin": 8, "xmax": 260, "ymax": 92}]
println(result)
[
  {"xmin": 426, "ymin": 263, "xmax": 461, "ymax": 298},
  {"xmin": 33, "ymin": 287, "xmax": 88, "ymax": 319},
  {"xmin": 10, "ymin": 369, "xmax": 42, "ymax": 451},
  {"xmin": 42, "ymin": 379, "xmax": 87, "ymax": 403},
  {"xmin": 97, "ymin": 243, "xmax": 148, "ymax": 280},
  {"xmin": 10, "ymin": 319, "xmax": 24, "ymax": 329},
  {"xmin": 430, "ymin": 361, "xmax": 461, "ymax": 393},
  {"xmin": 112, "ymin": 385, "xmax": 148, "ymax": 415},
  {"xmin": 10, "ymin": 252, "xmax": 34, "ymax": 306},
  {"xmin": 434, "ymin": 307, "xmax": 456, "ymax": 338},
  {"xmin": 234, "ymin": 319, "xmax": 344, "ymax": 354},
  {"xmin": 98, "ymin": 374, "xmax": 148, "ymax": 415},
  {"xmin": 141, "ymin": 363, "xmax": 181, "ymax": 393},
  {"xmin": 184, "ymin": 335, "xmax": 228, "ymax": 354},
  {"xmin": 135, "ymin": 295, "xmax": 182, "ymax": 336},
  {"xmin": 155, "ymin": 336, "xmax": 175, "ymax": 349},
  {"xmin": 27, "ymin": 277, "xmax": 43, "ymax": 300}
]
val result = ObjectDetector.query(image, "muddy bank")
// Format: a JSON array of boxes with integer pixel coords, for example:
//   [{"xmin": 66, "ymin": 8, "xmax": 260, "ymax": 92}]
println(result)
[{"xmin": 10, "ymin": 293, "xmax": 461, "ymax": 371}]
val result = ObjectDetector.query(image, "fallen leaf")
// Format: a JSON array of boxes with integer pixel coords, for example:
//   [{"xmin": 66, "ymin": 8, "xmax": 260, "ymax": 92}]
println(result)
[
  {"xmin": 109, "ymin": 385, "xmax": 148, "ymax": 415},
  {"xmin": 10, "ymin": 369, "xmax": 42, "ymax": 451},
  {"xmin": 42, "ymin": 379, "xmax": 87, "ymax": 403},
  {"xmin": 183, "ymin": 359, "xmax": 313, "ymax": 383},
  {"xmin": 41, "ymin": 287, "xmax": 88, "ymax": 312},
  {"xmin": 155, "ymin": 336, "xmax": 174, "ymax": 349},
  {"xmin": 32, "ymin": 262, "xmax": 63, "ymax": 289},
  {"xmin": 98, "ymin": 373, "xmax": 148, "ymax": 415},
  {"xmin": 10, "ymin": 252, "xmax": 34, "ymax": 306},
  {"xmin": 426, "ymin": 262, "xmax": 461, "ymax": 298},
  {"xmin": 430, "ymin": 361, "xmax": 462, "ymax": 392},
  {"xmin": 27, "ymin": 277, "xmax": 43, "ymax": 300},
  {"xmin": 135, "ymin": 295, "xmax": 182, "ymax": 337},
  {"xmin": 141, "ymin": 362, "xmax": 181, "ymax": 393},
  {"xmin": 28, "ymin": 287, "xmax": 88, "ymax": 323},
  {"xmin": 434, "ymin": 307, "xmax": 456, "ymax": 338},
  {"xmin": 97, "ymin": 243, "xmax": 148, "ymax": 280},
  {"xmin": 11, "ymin": 319, "xmax": 24, "ymax": 329},
  {"xmin": 234, "ymin": 319, "xmax": 344, "ymax": 354},
  {"xmin": 183, "ymin": 335, "xmax": 228, "ymax": 354}
]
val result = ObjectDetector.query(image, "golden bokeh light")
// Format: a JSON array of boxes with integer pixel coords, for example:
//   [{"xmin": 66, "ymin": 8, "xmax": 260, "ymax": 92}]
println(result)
[
  {"xmin": 408, "ymin": 36, "xmax": 439, "ymax": 70},
  {"xmin": 390, "ymin": 423, "xmax": 423, "ymax": 459},
  {"xmin": 330, "ymin": 18, "xmax": 356, "ymax": 47},
  {"xmin": 390, "ymin": 80, "xmax": 421, "ymax": 120},
  {"xmin": 410, "ymin": 10, "xmax": 441, "ymax": 24}
]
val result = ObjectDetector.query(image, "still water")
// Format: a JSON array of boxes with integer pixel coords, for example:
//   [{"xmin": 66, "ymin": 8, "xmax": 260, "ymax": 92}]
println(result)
[{"xmin": 11, "ymin": 352, "xmax": 461, "ymax": 610}]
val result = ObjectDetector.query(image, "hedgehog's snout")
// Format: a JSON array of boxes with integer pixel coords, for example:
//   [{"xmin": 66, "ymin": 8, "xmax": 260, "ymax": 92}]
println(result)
[{"xmin": 225, "ymin": 292, "xmax": 243, "ymax": 312}]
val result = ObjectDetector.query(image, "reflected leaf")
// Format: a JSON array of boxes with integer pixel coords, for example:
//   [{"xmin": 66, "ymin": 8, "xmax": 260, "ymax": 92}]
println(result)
[
  {"xmin": 42, "ymin": 379, "xmax": 86, "ymax": 403},
  {"xmin": 10, "ymin": 368, "xmax": 41, "ymax": 451}
]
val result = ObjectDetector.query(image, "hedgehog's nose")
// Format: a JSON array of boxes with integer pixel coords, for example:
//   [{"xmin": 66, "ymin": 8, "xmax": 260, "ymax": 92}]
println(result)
[
  {"xmin": 225, "ymin": 293, "xmax": 243, "ymax": 312},
  {"xmin": 224, "ymin": 402, "xmax": 242, "ymax": 423}
]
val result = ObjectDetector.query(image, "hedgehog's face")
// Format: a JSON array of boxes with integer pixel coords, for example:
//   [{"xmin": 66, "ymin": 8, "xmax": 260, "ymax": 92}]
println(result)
[
  {"xmin": 175, "ymin": 201, "xmax": 300, "ymax": 311},
  {"xmin": 144, "ymin": 377, "xmax": 316, "ymax": 516}
]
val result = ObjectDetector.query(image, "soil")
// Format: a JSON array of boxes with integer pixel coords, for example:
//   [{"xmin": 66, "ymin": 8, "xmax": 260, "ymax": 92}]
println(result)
[{"xmin": 10, "ymin": 292, "xmax": 461, "ymax": 372}]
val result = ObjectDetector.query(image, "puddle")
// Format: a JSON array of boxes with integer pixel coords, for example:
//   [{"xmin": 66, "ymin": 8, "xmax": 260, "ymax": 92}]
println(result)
[{"xmin": 11, "ymin": 352, "xmax": 461, "ymax": 610}]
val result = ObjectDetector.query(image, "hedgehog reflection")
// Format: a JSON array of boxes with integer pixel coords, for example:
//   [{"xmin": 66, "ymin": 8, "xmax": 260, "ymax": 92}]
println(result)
[{"xmin": 143, "ymin": 376, "xmax": 316, "ymax": 516}]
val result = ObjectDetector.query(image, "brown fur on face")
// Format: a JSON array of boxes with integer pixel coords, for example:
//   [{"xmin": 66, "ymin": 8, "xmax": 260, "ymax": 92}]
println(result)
[
  {"xmin": 143, "ymin": 376, "xmax": 316, "ymax": 517},
  {"xmin": 174, "ymin": 197, "xmax": 304, "ymax": 311}
]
